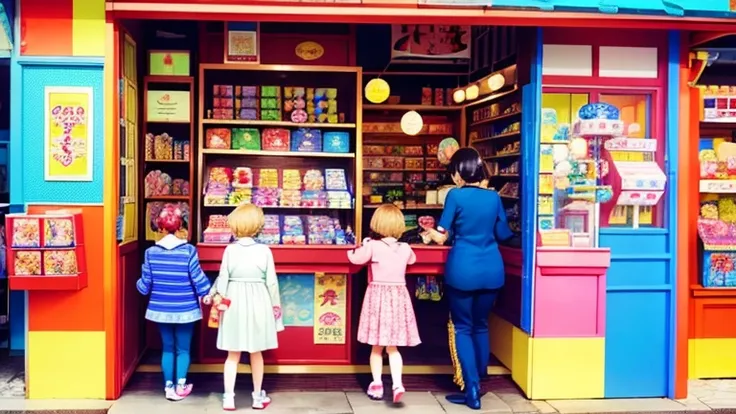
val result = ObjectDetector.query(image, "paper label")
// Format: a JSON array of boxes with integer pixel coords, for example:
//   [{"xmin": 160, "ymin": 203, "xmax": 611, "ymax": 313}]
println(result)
[{"xmin": 313, "ymin": 273, "xmax": 347, "ymax": 345}]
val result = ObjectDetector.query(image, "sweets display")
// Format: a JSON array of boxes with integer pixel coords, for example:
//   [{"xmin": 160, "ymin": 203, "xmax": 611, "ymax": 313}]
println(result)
[
  {"xmin": 15, "ymin": 251, "xmax": 41, "ymax": 275},
  {"xmin": 201, "ymin": 212, "xmax": 351, "ymax": 245},
  {"xmin": 256, "ymin": 215, "xmax": 281, "ymax": 245},
  {"xmin": 44, "ymin": 218, "xmax": 75, "ymax": 247},
  {"xmin": 261, "ymin": 86, "xmax": 281, "ymax": 121},
  {"xmin": 205, "ymin": 129, "xmax": 232, "ymax": 150},
  {"xmin": 44, "ymin": 250, "xmax": 79, "ymax": 275},
  {"xmin": 282, "ymin": 215, "xmax": 306, "ymax": 245},
  {"xmin": 285, "ymin": 87, "xmax": 340, "ymax": 124},
  {"xmin": 262, "ymin": 129, "xmax": 290, "ymax": 151},
  {"xmin": 12, "ymin": 218, "xmax": 40, "ymax": 248},
  {"xmin": 203, "ymin": 214, "xmax": 233, "ymax": 243},
  {"xmin": 232, "ymin": 128, "xmax": 261, "ymax": 151},
  {"xmin": 235, "ymin": 86, "xmax": 259, "ymax": 120},
  {"xmin": 144, "ymin": 170, "xmax": 190, "ymax": 197},
  {"xmin": 292, "ymin": 128, "xmax": 322, "ymax": 152},
  {"xmin": 211, "ymin": 85, "xmax": 234, "ymax": 120}
]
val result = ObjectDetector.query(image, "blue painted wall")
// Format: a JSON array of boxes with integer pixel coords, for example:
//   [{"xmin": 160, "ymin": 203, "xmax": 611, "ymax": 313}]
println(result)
[
  {"xmin": 18, "ymin": 65, "xmax": 104, "ymax": 203},
  {"xmin": 601, "ymin": 31, "xmax": 680, "ymax": 399}
]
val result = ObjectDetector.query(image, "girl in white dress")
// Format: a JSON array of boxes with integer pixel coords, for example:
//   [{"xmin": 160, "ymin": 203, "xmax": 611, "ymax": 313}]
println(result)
[{"xmin": 204, "ymin": 204, "xmax": 284, "ymax": 411}]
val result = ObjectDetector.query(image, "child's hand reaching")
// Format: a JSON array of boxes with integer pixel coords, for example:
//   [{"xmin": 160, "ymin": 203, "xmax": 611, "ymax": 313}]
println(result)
[{"xmin": 273, "ymin": 306, "xmax": 282, "ymax": 320}]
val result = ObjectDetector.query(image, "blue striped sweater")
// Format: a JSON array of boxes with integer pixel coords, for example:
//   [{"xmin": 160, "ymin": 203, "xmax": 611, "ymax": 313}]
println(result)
[{"xmin": 136, "ymin": 235, "xmax": 212, "ymax": 324}]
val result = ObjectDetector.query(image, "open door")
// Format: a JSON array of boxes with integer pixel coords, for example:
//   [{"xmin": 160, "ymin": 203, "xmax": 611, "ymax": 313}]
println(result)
[{"xmin": 117, "ymin": 23, "xmax": 145, "ymax": 393}]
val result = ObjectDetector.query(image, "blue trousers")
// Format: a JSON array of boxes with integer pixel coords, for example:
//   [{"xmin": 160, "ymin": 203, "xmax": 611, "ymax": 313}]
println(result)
[
  {"xmin": 447, "ymin": 286, "xmax": 499, "ymax": 388},
  {"xmin": 158, "ymin": 322, "xmax": 195, "ymax": 386}
]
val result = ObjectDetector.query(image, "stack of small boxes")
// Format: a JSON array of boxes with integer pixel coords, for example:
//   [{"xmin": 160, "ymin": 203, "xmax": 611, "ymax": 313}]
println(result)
[
  {"xmin": 211, "ymin": 85, "xmax": 234, "ymax": 119},
  {"xmin": 235, "ymin": 86, "xmax": 259, "ymax": 120},
  {"xmin": 261, "ymin": 86, "xmax": 281, "ymax": 121}
]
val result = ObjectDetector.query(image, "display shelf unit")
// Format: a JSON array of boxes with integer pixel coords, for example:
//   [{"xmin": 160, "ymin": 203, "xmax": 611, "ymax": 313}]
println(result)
[
  {"xmin": 467, "ymin": 85, "xmax": 522, "ymax": 234},
  {"xmin": 141, "ymin": 76, "xmax": 196, "ymax": 242},
  {"xmin": 6, "ymin": 212, "xmax": 87, "ymax": 291}
]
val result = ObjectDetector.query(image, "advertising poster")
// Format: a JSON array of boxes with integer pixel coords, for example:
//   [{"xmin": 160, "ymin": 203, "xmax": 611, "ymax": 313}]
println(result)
[
  {"xmin": 44, "ymin": 87, "xmax": 93, "ymax": 181},
  {"xmin": 391, "ymin": 25, "xmax": 471, "ymax": 60},
  {"xmin": 225, "ymin": 22, "xmax": 260, "ymax": 63},
  {"xmin": 146, "ymin": 90, "xmax": 191, "ymax": 123},
  {"xmin": 279, "ymin": 274, "xmax": 315, "ymax": 327},
  {"xmin": 313, "ymin": 273, "xmax": 347, "ymax": 344}
]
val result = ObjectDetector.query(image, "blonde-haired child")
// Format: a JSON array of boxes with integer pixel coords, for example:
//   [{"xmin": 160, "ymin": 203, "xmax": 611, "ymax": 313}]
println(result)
[
  {"xmin": 348, "ymin": 204, "xmax": 421, "ymax": 403},
  {"xmin": 203, "ymin": 204, "xmax": 284, "ymax": 411}
]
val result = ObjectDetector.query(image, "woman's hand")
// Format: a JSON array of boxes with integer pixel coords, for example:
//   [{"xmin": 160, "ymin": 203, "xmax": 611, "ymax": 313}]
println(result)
[{"xmin": 202, "ymin": 295, "xmax": 213, "ymax": 306}]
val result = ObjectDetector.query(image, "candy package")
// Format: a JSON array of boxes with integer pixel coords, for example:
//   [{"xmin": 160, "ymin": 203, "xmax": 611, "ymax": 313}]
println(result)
[
  {"xmin": 301, "ymin": 191, "xmax": 328, "ymax": 208},
  {"xmin": 203, "ymin": 214, "xmax": 232, "ymax": 243},
  {"xmin": 173, "ymin": 140, "xmax": 189, "ymax": 160},
  {"xmin": 256, "ymin": 215, "xmax": 281, "ymax": 245},
  {"xmin": 145, "ymin": 133, "xmax": 155, "ymax": 160},
  {"xmin": 282, "ymin": 169, "xmax": 303, "ymax": 190},
  {"xmin": 232, "ymin": 167, "xmax": 254, "ymax": 189},
  {"xmin": 306, "ymin": 215, "xmax": 336, "ymax": 245},
  {"xmin": 282, "ymin": 215, "xmax": 306, "ymax": 245},
  {"xmin": 327, "ymin": 191, "xmax": 352, "ymax": 209},
  {"xmin": 154, "ymin": 133, "xmax": 174, "ymax": 160},
  {"xmin": 15, "ymin": 251, "xmax": 41, "ymax": 275},
  {"xmin": 325, "ymin": 169, "xmax": 348, "ymax": 191},
  {"xmin": 280, "ymin": 190, "xmax": 302, "ymax": 207},
  {"xmin": 231, "ymin": 128, "xmax": 261, "ymax": 151},
  {"xmin": 252, "ymin": 188, "xmax": 280, "ymax": 207},
  {"xmin": 144, "ymin": 170, "xmax": 173, "ymax": 197},
  {"xmin": 292, "ymin": 128, "xmax": 322, "ymax": 152},
  {"xmin": 12, "ymin": 218, "xmax": 40, "ymax": 248},
  {"xmin": 384, "ymin": 157, "xmax": 404, "ymax": 169},
  {"xmin": 363, "ymin": 145, "xmax": 386, "ymax": 155},
  {"xmin": 365, "ymin": 157, "xmax": 384, "ymax": 169},
  {"xmin": 405, "ymin": 158, "xmax": 424, "ymax": 170},
  {"xmin": 284, "ymin": 87, "xmax": 307, "ymax": 124},
  {"xmin": 44, "ymin": 218, "xmax": 75, "ymax": 248},
  {"xmin": 257, "ymin": 169, "xmax": 279, "ymax": 188},
  {"xmin": 229, "ymin": 189, "xmax": 252, "ymax": 206},
  {"xmin": 303, "ymin": 169, "xmax": 325, "ymax": 191},
  {"xmin": 206, "ymin": 129, "xmax": 232, "ymax": 149},
  {"xmin": 261, "ymin": 128, "xmax": 290, "ymax": 151},
  {"xmin": 323, "ymin": 132, "xmax": 350, "ymax": 153},
  {"xmin": 44, "ymin": 250, "xmax": 78, "ymax": 275}
]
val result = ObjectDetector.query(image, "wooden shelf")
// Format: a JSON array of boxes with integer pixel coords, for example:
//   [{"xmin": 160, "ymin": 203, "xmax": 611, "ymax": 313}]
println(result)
[
  {"xmin": 470, "ymin": 111, "xmax": 521, "ymax": 127},
  {"xmin": 363, "ymin": 104, "xmax": 462, "ymax": 112},
  {"xmin": 691, "ymin": 284, "xmax": 736, "ymax": 297},
  {"xmin": 203, "ymin": 204, "xmax": 352, "ymax": 210},
  {"xmin": 472, "ymin": 131, "xmax": 521, "ymax": 144},
  {"xmin": 700, "ymin": 121, "xmax": 736, "ymax": 137},
  {"xmin": 484, "ymin": 152, "xmax": 520, "ymax": 160},
  {"xmin": 364, "ymin": 168, "xmax": 426, "ymax": 172},
  {"xmin": 144, "ymin": 159, "xmax": 190, "ymax": 163},
  {"xmin": 364, "ymin": 204, "xmax": 444, "ymax": 210},
  {"xmin": 144, "ymin": 195, "xmax": 190, "ymax": 201},
  {"xmin": 201, "ymin": 149, "xmax": 354, "ymax": 158},
  {"xmin": 202, "ymin": 119, "xmax": 356, "ymax": 129},
  {"xmin": 145, "ymin": 75, "xmax": 194, "ymax": 84}
]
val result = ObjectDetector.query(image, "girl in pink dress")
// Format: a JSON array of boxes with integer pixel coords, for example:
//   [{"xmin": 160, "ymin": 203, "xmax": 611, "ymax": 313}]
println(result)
[{"xmin": 348, "ymin": 204, "xmax": 421, "ymax": 403}]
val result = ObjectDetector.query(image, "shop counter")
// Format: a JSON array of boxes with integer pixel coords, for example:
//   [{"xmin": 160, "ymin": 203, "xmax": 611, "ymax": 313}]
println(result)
[
  {"xmin": 533, "ymin": 247, "xmax": 610, "ymax": 337},
  {"xmin": 197, "ymin": 243, "xmax": 356, "ymax": 274}
]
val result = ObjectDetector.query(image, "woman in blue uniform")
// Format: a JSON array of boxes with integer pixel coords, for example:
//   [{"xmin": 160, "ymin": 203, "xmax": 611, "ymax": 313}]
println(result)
[{"xmin": 423, "ymin": 148, "xmax": 514, "ymax": 410}]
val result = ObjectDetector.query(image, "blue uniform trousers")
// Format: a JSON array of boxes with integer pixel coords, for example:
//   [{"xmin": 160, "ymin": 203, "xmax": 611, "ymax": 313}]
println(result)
[{"xmin": 447, "ymin": 286, "xmax": 499, "ymax": 387}]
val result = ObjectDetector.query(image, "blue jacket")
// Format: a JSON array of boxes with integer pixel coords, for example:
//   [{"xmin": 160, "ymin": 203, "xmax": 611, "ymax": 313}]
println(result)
[
  {"xmin": 438, "ymin": 187, "xmax": 514, "ymax": 291},
  {"xmin": 136, "ymin": 234, "xmax": 212, "ymax": 323}
]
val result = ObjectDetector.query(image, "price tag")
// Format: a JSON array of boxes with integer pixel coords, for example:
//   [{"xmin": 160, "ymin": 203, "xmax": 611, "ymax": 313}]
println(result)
[{"xmin": 700, "ymin": 180, "xmax": 736, "ymax": 194}]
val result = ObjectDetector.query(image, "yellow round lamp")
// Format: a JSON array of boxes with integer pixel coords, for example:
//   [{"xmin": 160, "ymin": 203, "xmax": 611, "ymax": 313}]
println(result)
[
  {"xmin": 452, "ymin": 89, "xmax": 466, "ymax": 104},
  {"xmin": 487, "ymin": 73, "xmax": 505, "ymax": 92},
  {"xmin": 466, "ymin": 84, "xmax": 479, "ymax": 100},
  {"xmin": 365, "ymin": 78, "xmax": 391, "ymax": 104},
  {"xmin": 401, "ymin": 111, "xmax": 424, "ymax": 136}
]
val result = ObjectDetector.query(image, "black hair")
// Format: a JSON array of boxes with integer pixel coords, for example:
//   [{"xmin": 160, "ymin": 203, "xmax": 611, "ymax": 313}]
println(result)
[{"xmin": 448, "ymin": 147, "xmax": 487, "ymax": 184}]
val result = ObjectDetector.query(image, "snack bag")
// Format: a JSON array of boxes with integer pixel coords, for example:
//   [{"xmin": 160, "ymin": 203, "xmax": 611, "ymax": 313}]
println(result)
[{"xmin": 208, "ymin": 294, "xmax": 232, "ymax": 328}]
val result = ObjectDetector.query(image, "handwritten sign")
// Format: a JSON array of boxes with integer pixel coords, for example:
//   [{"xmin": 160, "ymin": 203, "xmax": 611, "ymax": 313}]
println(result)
[
  {"xmin": 604, "ymin": 138, "xmax": 657, "ymax": 152},
  {"xmin": 700, "ymin": 179, "xmax": 736, "ymax": 194}
]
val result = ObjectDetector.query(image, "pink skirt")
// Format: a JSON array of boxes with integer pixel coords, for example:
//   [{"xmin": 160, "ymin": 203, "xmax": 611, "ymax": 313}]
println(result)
[{"xmin": 357, "ymin": 283, "xmax": 421, "ymax": 347}]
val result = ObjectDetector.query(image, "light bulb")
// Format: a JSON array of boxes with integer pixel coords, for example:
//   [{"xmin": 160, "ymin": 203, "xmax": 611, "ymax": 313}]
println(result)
[
  {"xmin": 487, "ymin": 74, "xmax": 505, "ymax": 92},
  {"xmin": 466, "ymin": 84, "xmax": 479, "ymax": 100},
  {"xmin": 401, "ymin": 111, "xmax": 424, "ymax": 136},
  {"xmin": 365, "ymin": 78, "xmax": 390, "ymax": 104},
  {"xmin": 452, "ymin": 89, "xmax": 466, "ymax": 104}
]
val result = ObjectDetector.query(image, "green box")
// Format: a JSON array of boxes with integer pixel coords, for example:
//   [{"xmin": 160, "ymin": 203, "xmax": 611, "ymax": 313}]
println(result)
[
  {"xmin": 232, "ymin": 128, "xmax": 261, "ymax": 151},
  {"xmin": 149, "ymin": 51, "xmax": 190, "ymax": 76}
]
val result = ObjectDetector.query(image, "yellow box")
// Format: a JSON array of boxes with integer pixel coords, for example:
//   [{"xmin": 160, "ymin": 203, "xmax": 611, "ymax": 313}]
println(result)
[
  {"xmin": 529, "ymin": 337, "xmax": 605, "ymax": 400},
  {"xmin": 689, "ymin": 338, "xmax": 736, "ymax": 379},
  {"xmin": 511, "ymin": 326, "xmax": 531, "ymax": 395},
  {"xmin": 489, "ymin": 314, "xmax": 514, "ymax": 369},
  {"xmin": 28, "ymin": 331, "xmax": 106, "ymax": 399}
]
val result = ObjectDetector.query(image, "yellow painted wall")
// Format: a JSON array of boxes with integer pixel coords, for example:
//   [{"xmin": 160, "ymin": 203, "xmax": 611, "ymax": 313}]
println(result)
[
  {"xmin": 689, "ymin": 338, "xmax": 736, "ymax": 379},
  {"xmin": 528, "ymin": 337, "xmax": 605, "ymax": 400},
  {"xmin": 28, "ymin": 331, "xmax": 106, "ymax": 399}
]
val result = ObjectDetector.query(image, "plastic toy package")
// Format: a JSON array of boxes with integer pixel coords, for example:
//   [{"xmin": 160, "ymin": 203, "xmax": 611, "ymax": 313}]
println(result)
[
  {"xmin": 44, "ymin": 218, "xmax": 75, "ymax": 247},
  {"xmin": 12, "ymin": 218, "xmax": 41, "ymax": 248}
]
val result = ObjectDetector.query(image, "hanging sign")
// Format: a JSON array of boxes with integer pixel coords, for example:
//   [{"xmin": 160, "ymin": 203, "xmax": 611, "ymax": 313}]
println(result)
[
  {"xmin": 604, "ymin": 138, "xmax": 657, "ymax": 152},
  {"xmin": 295, "ymin": 41, "xmax": 325, "ymax": 61},
  {"xmin": 313, "ymin": 273, "xmax": 347, "ymax": 345},
  {"xmin": 700, "ymin": 179, "xmax": 736, "ymax": 194},
  {"xmin": 391, "ymin": 25, "xmax": 471, "ymax": 60}
]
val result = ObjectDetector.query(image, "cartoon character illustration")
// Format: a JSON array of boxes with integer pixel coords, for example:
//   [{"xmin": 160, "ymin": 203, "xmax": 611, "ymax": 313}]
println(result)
[
  {"xmin": 319, "ymin": 289, "xmax": 339, "ymax": 306},
  {"xmin": 319, "ymin": 312, "xmax": 341, "ymax": 326}
]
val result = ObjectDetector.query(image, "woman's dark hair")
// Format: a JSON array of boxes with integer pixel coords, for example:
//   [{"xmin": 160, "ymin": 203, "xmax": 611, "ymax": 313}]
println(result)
[{"xmin": 448, "ymin": 147, "xmax": 487, "ymax": 184}]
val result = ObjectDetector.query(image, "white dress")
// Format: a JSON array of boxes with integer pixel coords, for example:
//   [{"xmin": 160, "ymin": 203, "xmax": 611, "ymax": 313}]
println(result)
[{"xmin": 210, "ymin": 237, "xmax": 284, "ymax": 352}]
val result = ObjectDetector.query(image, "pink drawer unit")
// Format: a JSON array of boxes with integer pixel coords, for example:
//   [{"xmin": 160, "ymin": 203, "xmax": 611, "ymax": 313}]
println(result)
[{"xmin": 533, "ymin": 247, "xmax": 611, "ymax": 338}]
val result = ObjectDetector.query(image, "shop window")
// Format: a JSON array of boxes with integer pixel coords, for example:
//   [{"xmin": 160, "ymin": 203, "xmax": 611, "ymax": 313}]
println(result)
[{"xmin": 119, "ymin": 34, "xmax": 138, "ymax": 243}]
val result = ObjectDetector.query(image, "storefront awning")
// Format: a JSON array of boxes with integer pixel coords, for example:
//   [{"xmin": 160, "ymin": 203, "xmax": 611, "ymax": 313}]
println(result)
[{"xmin": 0, "ymin": 0, "xmax": 13, "ymax": 57}]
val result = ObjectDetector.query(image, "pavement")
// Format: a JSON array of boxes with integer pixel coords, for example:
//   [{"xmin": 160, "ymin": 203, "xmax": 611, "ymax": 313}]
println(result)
[{"xmin": 5, "ymin": 379, "xmax": 736, "ymax": 413}]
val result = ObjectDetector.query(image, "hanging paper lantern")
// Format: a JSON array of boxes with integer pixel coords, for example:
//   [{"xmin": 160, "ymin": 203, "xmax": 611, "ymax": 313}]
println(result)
[
  {"xmin": 365, "ymin": 78, "xmax": 391, "ymax": 104},
  {"xmin": 487, "ymin": 73, "xmax": 505, "ymax": 92},
  {"xmin": 401, "ymin": 111, "xmax": 424, "ymax": 136},
  {"xmin": 452, "ymin": 89, "xmax": 466, "ymax": 104},
  {"xmin": 465, "ymin": 84, "xmax": 479, "ymax": 100},
  {"xmin": 438, "ymin": 137, "xmax": 460, "ymax": 165}
]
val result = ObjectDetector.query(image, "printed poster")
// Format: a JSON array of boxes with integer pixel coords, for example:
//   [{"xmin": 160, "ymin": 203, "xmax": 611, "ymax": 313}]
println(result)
[
  {"xmin": 146, "ymin": 90, "xmax": 191, "ymax": 123},
  {"xmin": 225, "ymin": 22, "xmax": 259, "ymax": 63},
  {"xmin": 44, "ymin": 87, "xmax": 93, "ymax": 181},
  {"xmin": 391, "ymin": 25, "xmax": 471, "ymax": 60},
  {"xmin": 313, "ymin": 273, "xmax": 347, "ymax": 345},
  {"xmin": 279, "ymin": 274, "xmax": 315, "ymax": 327}
]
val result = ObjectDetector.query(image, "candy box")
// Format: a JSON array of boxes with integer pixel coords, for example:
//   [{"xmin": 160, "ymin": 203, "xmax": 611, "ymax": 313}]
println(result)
[
  {"xmin": 229, "ymin": 189, "xmax": 252, "ymax": 206},
  {"xmin": 261, "ymin": 110, "xmax": 281, "ymax": 121},
  {"xmin": 323, "ymin": 132, "xmax": 350, "ymax": 153},
  {"xmin": 325, "ymin": 169, "xmax": 348, "ymax": 191},
  {"xmin": 44, "ymin": 218, "xmax": 76, "ymax": 247},
  {"xmin": 11, "ymin": 218, "xmax": 40, "ymax": 248},
  {"xmin": 365, "ymin": 157, "xmax": 384, "ymax": 169},
  {"xmin": 257, "ymin": 169, "xmax": 279, "ymax": 188},
  {"xmin": 203, "ymin": 229, "xmax": 233, "ymax": 244},
  {"xmin": 44, "ymin": 250, "xmax": 78, "ymax": 275},
  {"xmin": 236, "ymin": 109, "xmax": 259, "ymax": 121},
  {"xmin": 252, "ymin": 188, "xmax": 280, "ymax": 207},
  {"xmin": 406, "ymin": 158, "xmax": 424, "ymax": 170},
  {"xmin": 145, "ymin": 133, "xmax": 155, "ymax": 160},
  {"xmin": 261, "ymin": 128, "xmax": 290, "ymax": 151},
  {"xmin": 144, "ymin": 170, "xmax": 173, "ymax": 197},
  {"xmin": 280, "ymin": 190, "xmax": 302, "ymax": 207},
  {"xmin": 363, "ymin": 145, "xmax": 385, "ymax": 155},
  {"xmin": 232, "ymin": 167, "xmax": 254, "ymax": 189},
  {"xmin": 154, "ymin": 133, "xmax": 174, "ymax": 160},
  {"xmin": 384, "ymin": 157, "xmax": 404, "ymax": 169},
  {"xmin": 261, "ymin": 86, "xmax": 281, "ymax": 98},
  {"xmin": 231, "ymin": 128, "xmax": 261, "ymax": 151},
  {"xmin": 301, "ymin": 190, "xmax": 328, "ymax": 208},
  {"xmin": 15, "ymin": 251, "xmax": 41, "ymax": 275},
  {"xmin": 282, "ymin": 215, "xmax": 306, "ymax": 245},
  {"xmin": 282, "ymin": 169, "xmax": 303, "ymax": 190},
  {"xmin": 303, "ymin": 169, "xmax": 325, "ymax": 191},
  {"xmin": 206, "ymin": 129, "xmax": 232, "ymax": 149},
  {"xmin": 292, "ymin": 129, "xmax": 323, "ymax": 152}
]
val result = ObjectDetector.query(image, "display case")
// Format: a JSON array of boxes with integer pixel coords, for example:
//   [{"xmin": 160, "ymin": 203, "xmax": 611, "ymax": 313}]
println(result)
[
  {"xmin": 142, "ymin": 76, "xmax": 195, "ymax": 241},
  {"xmin": 5, "ymin": 211, "xmax": 87, "ymax": 291},
  {"xmin": 193, "ymin": 63, "xmax": 362, "ymax": 364}
]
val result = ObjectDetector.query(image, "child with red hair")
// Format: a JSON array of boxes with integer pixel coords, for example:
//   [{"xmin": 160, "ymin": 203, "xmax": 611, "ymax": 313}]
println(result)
[{"xmin": 137, "ymin": 204, "xmax": 211, "ymax": 401}]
